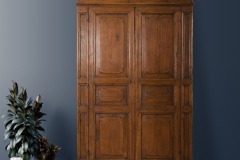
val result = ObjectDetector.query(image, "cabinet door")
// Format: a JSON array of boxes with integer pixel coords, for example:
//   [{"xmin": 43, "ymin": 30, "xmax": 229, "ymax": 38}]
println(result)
[
  {"xmin": 88, "ymin": 6, "xmax": 134, "ymax": 160},
  {"xmin": 135, "ymin": 6, "xmax": 183, "ymax": 160}
]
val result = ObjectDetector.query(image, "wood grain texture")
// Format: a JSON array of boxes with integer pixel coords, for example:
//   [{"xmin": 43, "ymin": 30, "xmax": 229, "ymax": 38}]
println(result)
[
  {"xmin": 141, "ymin": 114, "xmax": 174, "ymax": 159},
  {"xmin": 89, "ymin": 6, "xmax": 134, "ymax": 159},
  {"xmin": 77, "ymin": 1, "xmax": 193, "ymax": 159},
  {"xmin": 96, "ymin": 114, "xmax": 128, "ymax": 159}
]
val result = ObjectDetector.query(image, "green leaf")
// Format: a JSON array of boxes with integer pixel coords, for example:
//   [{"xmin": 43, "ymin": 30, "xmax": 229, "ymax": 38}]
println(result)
[
  {"xmin": 6, "ymin": 143, "xmax": 11, "ymax": 151},
  {"xmin": 2, "ymin": 114, "xmax": 13, "ymax": 119},
  {"xmin": 16, "ymin": 98, "xmax": 25, "ymax": 109},
  {"xmin": 6, "ymin": 95, "xmax": 16, "ymax": 104},
  {"xmin": 17, "ymin": 113, "xmax": 24, "ymax": 118},
  {"xmin": 4, "ymin": 118, "xmax": 13, "ymax": 126},
  {"xmin": 25, "ymin": 113, "xmax": 33, "ymax": 119},
  {"xmin": 23, "ymin": 141, "xmax": 28, "ymax": 152},
  {"xmin": 32, "ymin": 142, "xmax": 38, "ymax": 151},
  {"xmin": 10, "ymin": 138, "xmax": 16, "ymax": 148},
  {"xmin": 8, "ymin": 105, "xmax": 16, "ymax": 112},
  {"xmin": 14, "ymin": 123, "xmax": 23, "ymax": 130},
  {"xmin": 26, "ymin": 97, "xmax": 32, "ymax": 104},
  {"xmin": 6, "ymin": 122, "xmax": 15, "ymax": 130},
  {"xmin": 25, "ymin": 105, "xmax": 32, "ymax": 110},
  {"xmin": 35, "ymin": 126, "xmax": 45, "ymax": 132},
  {"xmin": 10, "ymin": 148, "xmax": 16, "ymax": 158},
  {"xmin": 16, "ymin": 126, "xmax": 25, "ymax": 136},
  {"xmin": 15, "ymin": 135, "xmax": 24, "ymax": 144},
  {"xmin": 18, "ymin": 146, "xmax": 24, "ymax": 155},
  {"xmin": 36, "ymin": 112, "xmax": 46, "ymax": 119},
  {"xmin": 27, "ymin": 118, "xmax": 36, "ymax": 126},
  {"xmin": 23, "ymin": 152, "xmax": 30, "ymax": 160},
  {"xmin": 25, "ymin": 136, "xmax": 34, "ymax": 145},
  {"xmin": 27, "ymin": 127, "xmax": 36, "ymax": 136},
  {"xmin": 4, "ymin": 130, "xmax": 13, "ymax": 140},
  {"xmin": 3, "ymin": 118, "xmax": 14, "ymax": 129},
  {"xmin": 7, "ymin": 109, "xmax": 15, "ymax": 114},
  {"xmin": 12, "ymin": 118, "xmax": 24, "ymax": 124},
  {"xmin": 28, "ymin": 147, "xmax": 34, "ymax": 155},
  {"xmin": 4, "ymin": 130, "xmax": 12, "ymax": 136}
]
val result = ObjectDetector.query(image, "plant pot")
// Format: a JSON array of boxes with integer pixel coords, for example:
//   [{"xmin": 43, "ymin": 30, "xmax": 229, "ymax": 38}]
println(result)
[{"xmin": 10, "ymin": 157, "xmax": 22, "ymax": 160}]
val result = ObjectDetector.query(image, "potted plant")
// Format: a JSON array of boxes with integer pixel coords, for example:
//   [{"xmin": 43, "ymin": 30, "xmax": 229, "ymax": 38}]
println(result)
[
  {"xmin": 35, "ymin": 136, "xmax": 61, "ymax": 160},
  {"xmin": 2, "ymin": 81, "xmax": 46, "ymax": 160}
]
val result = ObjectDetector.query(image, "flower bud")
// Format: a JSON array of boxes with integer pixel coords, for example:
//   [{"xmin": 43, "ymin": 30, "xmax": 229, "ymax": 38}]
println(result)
[{"xmin": 36, "ymin": 95, "xmax": 41, "ymax": 103}]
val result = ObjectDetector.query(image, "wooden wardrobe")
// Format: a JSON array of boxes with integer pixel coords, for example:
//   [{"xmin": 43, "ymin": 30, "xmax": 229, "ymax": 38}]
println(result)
[{"xmin": 76, "ymin": 0, "xmax": 193, "ymax": 159}]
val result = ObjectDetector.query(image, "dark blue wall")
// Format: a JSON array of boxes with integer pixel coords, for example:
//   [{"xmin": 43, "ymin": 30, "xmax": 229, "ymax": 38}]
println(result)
[
  {"xmin": 0, "ymin": 0, "xmax": 240, "ymax": 160},
  {"xmin": 193, "ymin": 0, "xmax": 240, "ymax": 159}
]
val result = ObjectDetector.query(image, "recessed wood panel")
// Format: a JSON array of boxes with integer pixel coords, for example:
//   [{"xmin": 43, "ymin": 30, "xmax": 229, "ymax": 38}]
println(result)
[
  {"xmin": 181, "ymin": 113, "xmax": 192, "ymax": 160},
  {"xmin": 141, "ymin": 114, "xmax": 174, "ymax": 159},
  {"xmin": 95, "ymin": 14, "xmax": 128, "ymax": 77},
  {"xmin": 141, "ymin": 14, "xmax": 175, "ymax": 78},
  {"xmin": 141, "ymin": 85, "xmax": 174, "ymax": 107},
  {"xmin": 78, "ymin": 84, "xmax": 88, "ymax": 107},
  {"xmin": 182, "ymin": 13, "xmax": 193, "ymax": 80},
  {"xmin": 77, "ymin": 113, "xmax": 87, "ymax": 159},
  {"xmin": 95, "ymin": 85, "xmax": 128, "ymax": 105},
  {"xmin": 96, "ymin": 114, "xmax": 128, "ymax": 159},
  {"xmin": 77, "ymin": 13, "xmax": 88, "ymax": 79},
  {"xmin": 183, "ymin": 85, "xmax": 190, "ymax": 106}
]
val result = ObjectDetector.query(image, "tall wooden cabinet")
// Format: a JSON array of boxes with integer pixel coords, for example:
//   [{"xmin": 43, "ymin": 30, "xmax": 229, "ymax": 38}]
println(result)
[{"xmin": 76, "ymin": 0, "xmax": 193, "ymax": 159}]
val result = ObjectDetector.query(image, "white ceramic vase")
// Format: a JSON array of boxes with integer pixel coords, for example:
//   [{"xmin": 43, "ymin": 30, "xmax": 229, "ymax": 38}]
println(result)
[{"xmin": 10, "ymin": 157, "xmax": 22, "ymax": 160}]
